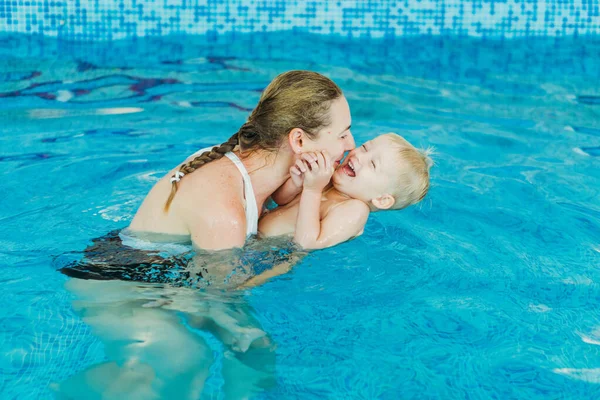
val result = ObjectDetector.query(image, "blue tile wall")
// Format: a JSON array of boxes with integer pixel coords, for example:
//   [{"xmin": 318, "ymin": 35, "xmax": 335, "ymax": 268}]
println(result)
[{"xmin": 0, "ymin": 1, "xmax": 599, "ymax": 40}]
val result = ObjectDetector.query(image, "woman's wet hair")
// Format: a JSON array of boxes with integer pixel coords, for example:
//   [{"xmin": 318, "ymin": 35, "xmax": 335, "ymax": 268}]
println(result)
[{"xmin": 164, "ymin": 70, "xmax": 343, "ymax": 212}]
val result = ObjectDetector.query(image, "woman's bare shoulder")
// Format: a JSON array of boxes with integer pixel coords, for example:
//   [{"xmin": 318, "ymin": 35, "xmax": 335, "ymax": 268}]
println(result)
[{"xmin": 175, "ymin": 160, "xmax": 246, "ymax": 230}]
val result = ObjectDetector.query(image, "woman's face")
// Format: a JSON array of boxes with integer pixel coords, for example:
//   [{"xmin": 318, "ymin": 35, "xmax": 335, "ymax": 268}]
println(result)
[{"xmin": 302, "ymin": 95, "xmax": 355, "ymax": 168}]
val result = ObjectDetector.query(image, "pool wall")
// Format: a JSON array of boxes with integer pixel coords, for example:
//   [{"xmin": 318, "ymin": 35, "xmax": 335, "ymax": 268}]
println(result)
[{"xmin": 1, "ymin": 0, "xmax": 599, "ymax": 40}]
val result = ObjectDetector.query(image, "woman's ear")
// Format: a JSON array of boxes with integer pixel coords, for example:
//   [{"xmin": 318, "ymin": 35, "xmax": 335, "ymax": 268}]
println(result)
[
  {"xmin": 288, "ymin": 128, "xmax": 304, "ymax": 154},
  {"xmin": 371, "ymin": 194, "xmax": 395, "ymax": 210}
]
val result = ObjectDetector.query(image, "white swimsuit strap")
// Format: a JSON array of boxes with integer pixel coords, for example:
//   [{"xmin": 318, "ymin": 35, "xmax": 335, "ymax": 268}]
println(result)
[
  {"xmin": 224, "ymin": 152, "xmax": 259, "ymax": 236},
  {"xmin": 186, "ymin": 146, "xmax": 258, "ymax": 237}
]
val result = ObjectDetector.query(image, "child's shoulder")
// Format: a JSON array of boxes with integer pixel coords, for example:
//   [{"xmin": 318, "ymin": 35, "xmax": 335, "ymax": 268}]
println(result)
[
  {"xmin": 328, "ymin": 198, "xmax": 370, "ymax": 222},
  {"xmin": 344, "ymin": 198, "xmax": 370, "ymax": 214}
]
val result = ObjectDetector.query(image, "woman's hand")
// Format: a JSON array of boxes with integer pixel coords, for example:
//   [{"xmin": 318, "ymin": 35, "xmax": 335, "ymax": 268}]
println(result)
[{"xmin": 302, "ymin": 151, "xmax": 333, "ymax": 192}]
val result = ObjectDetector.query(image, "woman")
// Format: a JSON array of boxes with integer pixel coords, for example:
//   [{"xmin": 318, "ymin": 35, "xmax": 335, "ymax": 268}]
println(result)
[
  {"xmin": 54, "ymin": 71, "xmax": 356, "ymax": 399},
  {"xmin": 128, "ymin": 70, "xmax": 355, "ymax": 250}
]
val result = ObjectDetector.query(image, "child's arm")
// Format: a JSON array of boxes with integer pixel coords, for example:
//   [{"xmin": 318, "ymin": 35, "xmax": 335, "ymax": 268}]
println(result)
[
  {"xmin": 294, "ymin": 151, "xmax": 370, "ymax": 250},
  {"xmin": 271, "ymin": 177, "xmax": 302, "ymax": 206},
  {"xmin": 270, "ymin": 154, "xmax": 319, "ymax": 206}
]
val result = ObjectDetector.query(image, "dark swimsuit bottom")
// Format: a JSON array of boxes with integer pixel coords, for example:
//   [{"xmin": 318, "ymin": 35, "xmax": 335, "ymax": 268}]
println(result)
[
  {"xmin": 58, "ymin": 229, "xmax": 300, "ymax": 287},
  {"xmin": 59, "ymin": 229, "xmax": 197, "ymax": 284}
]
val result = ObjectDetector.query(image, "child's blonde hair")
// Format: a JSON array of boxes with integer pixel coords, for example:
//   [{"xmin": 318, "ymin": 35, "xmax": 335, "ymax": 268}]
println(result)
[{"xmin": 384, "ymin": 133, "xmax": 433, "ymax": 210}]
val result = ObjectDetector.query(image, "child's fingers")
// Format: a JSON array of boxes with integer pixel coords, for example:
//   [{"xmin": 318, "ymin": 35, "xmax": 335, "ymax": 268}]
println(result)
[
  {"xmin": 321, "ymin": 150, "xmax": 331, "ymax": 171},
  {"xmin": 295, "ymin": 159, "xmax": 308, "ymax": 173},
  {"xmin": 305, "ymin": 154, "xmax": 319, "ymax": 170},
  {"xmin": 290, "ymin": 165, "xmax": 302, "ymax": 175},
  {"xmin": 316, "ymin": 152, "xmax": 326, "ymax": 169},
  {"xmin": 301, "ymin": 152, "xmax": 318, "ymax": 164}
]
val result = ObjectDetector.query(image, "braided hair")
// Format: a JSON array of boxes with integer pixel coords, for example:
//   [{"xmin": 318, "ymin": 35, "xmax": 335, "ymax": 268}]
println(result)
[
  {"xmin": 164, "ymin": 123, "xmax": 257, "ymax": 212},
  {"xmin": 163, "ymin": 70, "xmax": 343, "ymax": 212}
]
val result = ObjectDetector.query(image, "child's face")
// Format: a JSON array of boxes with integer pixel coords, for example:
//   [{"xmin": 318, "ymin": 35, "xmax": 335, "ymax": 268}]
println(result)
[{"xmin": 332, "ymin": 135, "xmax": 399, "ymax": 206}]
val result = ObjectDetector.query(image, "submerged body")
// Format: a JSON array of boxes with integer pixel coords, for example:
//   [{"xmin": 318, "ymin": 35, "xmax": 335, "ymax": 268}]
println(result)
[{"xmin": 53, "ymin": 278, "xmax": 276, "ymax": 400}]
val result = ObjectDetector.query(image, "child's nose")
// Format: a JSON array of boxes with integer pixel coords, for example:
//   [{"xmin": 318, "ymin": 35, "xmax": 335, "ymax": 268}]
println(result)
[{"xmin": 354, "ymin": 152, "xmax": 365, "ymax": 166}]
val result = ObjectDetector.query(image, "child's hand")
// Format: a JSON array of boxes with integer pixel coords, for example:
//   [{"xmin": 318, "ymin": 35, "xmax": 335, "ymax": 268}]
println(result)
[
  {"xmin": 289, "ymin": 160, "xmax": 305, "ymax": 188},
  {"xmin": 289, "ymin": 153, "xmax": 319, "ymax": 188},
  {"xmin": 302, "ymin": 151, "xmax": 333, "ymax": 192}
]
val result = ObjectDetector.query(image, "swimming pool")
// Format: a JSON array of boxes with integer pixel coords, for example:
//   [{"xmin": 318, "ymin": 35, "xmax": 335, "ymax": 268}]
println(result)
[{"xmin": 2, "ymin": 16, "xmax": 600, "ymax": 400}]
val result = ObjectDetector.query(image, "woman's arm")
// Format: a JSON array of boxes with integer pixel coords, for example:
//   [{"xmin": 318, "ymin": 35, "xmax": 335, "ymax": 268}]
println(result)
[
  {"xmin": 177, "ymin": 169, "xmax": 248, "ymax": 251},
  {"xmin": 185, "ymin": 193, "xmax": 247, "ymax": 251},
  {"xmin": 190, "ymin": 216, "xmax": 246, "ymax": 251},
  {"xmin": 239, "ymin": 253, "xmax": 303, "ymax": 288}
]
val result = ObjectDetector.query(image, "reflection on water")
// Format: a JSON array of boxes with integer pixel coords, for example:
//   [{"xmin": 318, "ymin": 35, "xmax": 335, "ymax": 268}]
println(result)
[{"xmin": 27, "ymin": 107, "xmax": 144, "ymax": 119}]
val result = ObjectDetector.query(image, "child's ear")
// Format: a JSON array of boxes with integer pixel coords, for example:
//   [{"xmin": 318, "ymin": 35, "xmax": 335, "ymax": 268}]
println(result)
[
  {"xmin": 288, "ymin": 128, "xmax": 305, "ymax": 154},
  {"xmin": 371, "ymin": 194, "xmax": 395, "ymax": 210}
]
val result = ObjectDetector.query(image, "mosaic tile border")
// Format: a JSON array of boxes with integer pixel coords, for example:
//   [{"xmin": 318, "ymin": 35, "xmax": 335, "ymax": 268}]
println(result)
[{"xmin": 0, "ymin": 1, "xmax": 599, "ymax": 40}]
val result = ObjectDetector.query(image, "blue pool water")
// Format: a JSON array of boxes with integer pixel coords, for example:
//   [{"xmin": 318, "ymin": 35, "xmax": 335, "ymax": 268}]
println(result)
[{"xmin": 2, "ymin": 32, "xmax": 600, "ymax": 399}]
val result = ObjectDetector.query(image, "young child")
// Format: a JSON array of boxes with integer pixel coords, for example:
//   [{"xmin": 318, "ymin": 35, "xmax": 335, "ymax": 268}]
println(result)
[{"xmin": 258, "ymin": 133, "xmax": 432, "ymax": 249}]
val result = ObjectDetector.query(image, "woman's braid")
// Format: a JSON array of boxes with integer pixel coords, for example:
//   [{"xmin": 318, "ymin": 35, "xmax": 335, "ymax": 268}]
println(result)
[{"xmin": 163, "ymin": 132, "xmax": 239, "ymax": 212}]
